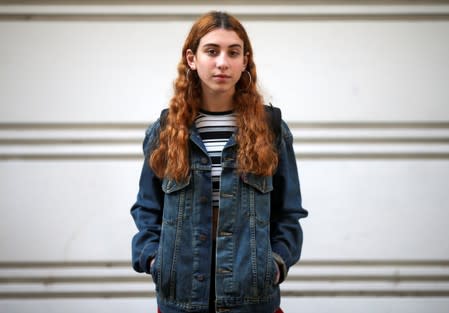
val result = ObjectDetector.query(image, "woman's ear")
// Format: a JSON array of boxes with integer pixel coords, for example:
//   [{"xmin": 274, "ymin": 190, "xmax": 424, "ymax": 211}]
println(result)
[
  {"xmin": 243, "ymin": 52, "xmax": 249, "ymax": 71},
  {"xmin": 186, "ymin": 49, "xmax": 196, "ymax": 70}
]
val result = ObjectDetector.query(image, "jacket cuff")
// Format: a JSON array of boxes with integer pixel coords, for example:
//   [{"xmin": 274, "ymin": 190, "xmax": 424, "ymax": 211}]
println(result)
[
  {"xmin": 272, "ymin": 252, "xmax": 288, "ymax": 284},
  {"xmin": 139, "ymin": 244, "xmax": 158, "ymax": 274}
]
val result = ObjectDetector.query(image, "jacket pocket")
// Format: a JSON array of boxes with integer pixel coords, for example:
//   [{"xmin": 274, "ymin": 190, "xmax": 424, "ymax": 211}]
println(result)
[
  {"xmin": 240, "ymin": 173, "xmax": 276, "ymax": 296},
  {"xmin": 161, "ymin": 176, "xmax": 191, "ymax": 225},
  {"xmin": 241, "ymin": 173, "xmax": 273, "ymax": 225},
  {"xmin": 159, "ymin": 176, "xmax": 191, "ymax": 300}
]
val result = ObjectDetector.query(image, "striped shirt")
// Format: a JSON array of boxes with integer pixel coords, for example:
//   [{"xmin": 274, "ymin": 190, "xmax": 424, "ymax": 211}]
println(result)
[{"xmin": 195, "ymin": 110, "xmax": 237, "ymax": 210}]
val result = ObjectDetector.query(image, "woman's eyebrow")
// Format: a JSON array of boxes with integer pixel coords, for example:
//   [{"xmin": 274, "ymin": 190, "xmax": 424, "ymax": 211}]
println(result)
[
  {"xmin": 228, "ymin": 44, "xmax": 243, "ymax": 49},
  {"xmin": 202, "ymin": 43, "xmax": 243, "ymax": 49}
]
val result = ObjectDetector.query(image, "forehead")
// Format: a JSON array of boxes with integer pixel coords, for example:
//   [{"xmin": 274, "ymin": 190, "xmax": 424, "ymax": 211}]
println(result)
[{"xmin": 199, "ymin": 29, "xmax": 243, "ymax": 48}]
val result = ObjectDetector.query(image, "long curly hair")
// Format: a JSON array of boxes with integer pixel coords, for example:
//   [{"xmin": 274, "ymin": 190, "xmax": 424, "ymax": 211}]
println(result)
[{"xmin": 150, "ymin": 11, "xmax": 278, "ymax": 182}]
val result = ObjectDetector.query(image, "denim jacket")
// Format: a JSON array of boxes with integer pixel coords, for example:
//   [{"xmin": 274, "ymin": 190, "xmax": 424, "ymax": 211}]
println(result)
[{"xmin": 131, "ymin": 113, "xmax": 308, "ymax": 313}]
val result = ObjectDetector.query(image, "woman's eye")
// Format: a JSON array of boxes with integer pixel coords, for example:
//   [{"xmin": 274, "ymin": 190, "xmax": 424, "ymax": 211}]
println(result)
[
  {"xmin": 229, "ymin": 50, "xmax": 241, "ymax": 57},
  {"xmin": 207, "ymin": 49, "xmax": 217, "ymax": 56}
]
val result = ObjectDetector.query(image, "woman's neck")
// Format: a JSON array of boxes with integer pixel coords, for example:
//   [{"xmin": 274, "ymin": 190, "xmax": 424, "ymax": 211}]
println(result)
[{"xmin": 200, "ymin": 88, "xmax": 234, "ymax": 112}]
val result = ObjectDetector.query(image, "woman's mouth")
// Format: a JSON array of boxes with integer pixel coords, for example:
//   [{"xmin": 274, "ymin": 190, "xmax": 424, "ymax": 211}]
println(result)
[{"xmin": 213, "ymin": 74, "xmax": 231, "ymax": 81}]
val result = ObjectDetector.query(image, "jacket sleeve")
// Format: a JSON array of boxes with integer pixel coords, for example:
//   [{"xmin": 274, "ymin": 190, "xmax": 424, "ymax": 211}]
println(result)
[
  {"xmin": 130, "ymin": 119, "xmax": 164, "ymax": 274},
  {"xmin": 270, "ymin": 120, "xmax": 308, "ymax": 283}
]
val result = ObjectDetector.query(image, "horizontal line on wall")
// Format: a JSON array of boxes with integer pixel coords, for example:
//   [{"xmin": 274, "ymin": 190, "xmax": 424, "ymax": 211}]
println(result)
[
  {"xmin": 1, "ymin": 152, "xmax": 449, "ymax": 161},
  {"xmin": 3, "ymin": 1, "xmax": 449, "ymax": 5},
  {"xmin": 1, "ymin": 259, "xmax": 449, "ymax": 268},
  {"xmin": 301, "ymin": 259, "xmax": 449, "ymax": 266},
  {"xmin": 1, "ymin": 121, "xmax": 448, "ymax": 160},
  {"xmin": 0, "ymin": 154, "xmax": 140, "ymax": 160},
  {"xmin": 296, "ymin": 153, "xmax": 449, "ymax": 160},
  {"xmin": 0, "ymin": 123, "xmax": 147, "ymax": 130},
  {"xmin": 1, "ymin": 121, "xmax": 449, "ymax": 130},
  {"xmin": 287, "ymin": 275, "xmax": 449, "ymax": 282},
  {"xmin": 1, "ymin": 137, "xmax": 449, "ymax": 145},
  {"xmin": 0, "ymin": 139, "xmax": 143, "ymax": 145},
  {"xmin": 1, "ymin": 290, "xmax": 449, "ymax": 299},
  {"xmin": 0, "ymin": 261, "xmax": 130, "ymax": 268},
  {"xmin": 1, "ymin": 260, "xmax": 448, "ymax": 299},
  {"xmin": 1, "ymin": 13, "xmax": 449, "ymax": 21},
  {"xmin": 282, "ymin": 290, "xmax": 449, "ymax": 297},
  {"xmin": 1, "ymin": 4, "xmax": 449, "ymax": 21},
  {"xmin": 288, "ymin": 121, "xmax": 449, "ymax": 129},
  {"xmin": 0, "ymin": 291, "xmax": 155, "ymax": 299},
  {"xmin": 296, "ymin": 138, "xmax": 449, "ymax": 144},
  {"xmin": 2, "ymin": 274, "xmax": 449, "ymax": 284}
]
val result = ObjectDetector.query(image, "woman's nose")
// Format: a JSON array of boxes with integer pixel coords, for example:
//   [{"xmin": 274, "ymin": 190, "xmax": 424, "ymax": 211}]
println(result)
[{"xmin": 216, "ymin": 52, "xmax": 229, "ymax": 70}]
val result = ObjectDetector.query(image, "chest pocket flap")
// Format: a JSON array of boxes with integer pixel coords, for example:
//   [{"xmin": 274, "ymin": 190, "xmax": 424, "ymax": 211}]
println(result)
[
  {"xmin": 242, "ymin": 173, "xmax": 273, "ymax": 194},
  {"xmin": 162, "ymin": 177, "xmax": 190, "ymax": 194}
]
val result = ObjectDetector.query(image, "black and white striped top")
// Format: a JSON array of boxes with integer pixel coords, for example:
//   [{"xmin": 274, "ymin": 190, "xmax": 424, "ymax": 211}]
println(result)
[{"xmin": 195, "ymin": 110, "xmax": 237, "ymax": 209}]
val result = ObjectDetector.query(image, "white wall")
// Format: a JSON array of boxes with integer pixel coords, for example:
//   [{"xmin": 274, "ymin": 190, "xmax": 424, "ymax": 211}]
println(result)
[{"xmin": 1, "ymin": 1, "xmax": 449, "ymax": 312}]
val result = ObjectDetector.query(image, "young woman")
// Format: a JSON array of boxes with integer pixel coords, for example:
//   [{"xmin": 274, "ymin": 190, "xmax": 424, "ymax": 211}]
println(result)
[{"xmin": 131, "ymin": 11, "xmax": 308, "ymax": 313}]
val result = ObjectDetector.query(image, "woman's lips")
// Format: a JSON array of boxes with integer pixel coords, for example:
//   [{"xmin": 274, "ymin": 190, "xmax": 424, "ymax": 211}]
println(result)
[{"xmin": 213, "ymin": 74, "xmax": 231, "ymax": 81}]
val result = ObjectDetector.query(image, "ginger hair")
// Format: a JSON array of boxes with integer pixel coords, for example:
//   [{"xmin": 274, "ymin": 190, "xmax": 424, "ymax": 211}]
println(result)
[{"xmin": 150, "ymin": 11, "xmax": 278, "ymax": 182}]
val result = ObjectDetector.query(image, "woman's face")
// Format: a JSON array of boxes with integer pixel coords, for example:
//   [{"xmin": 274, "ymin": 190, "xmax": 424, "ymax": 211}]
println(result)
[{"xmin": 187, "ymin": 28, "xmax": 248, "ymax": 97}]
